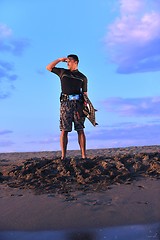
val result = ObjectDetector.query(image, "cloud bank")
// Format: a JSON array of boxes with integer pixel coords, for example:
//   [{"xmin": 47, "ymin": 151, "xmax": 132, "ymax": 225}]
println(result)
[
  {"xmin": 85, "ymin": 121, "xmax": 160, "ymax": 148},
  {"xmin": 0, "ymin": 23, "xmax": 29, "ymax": 99},
  {"xmin": 0, "ymin": 140, "xmax": 14, "ymax": 148},
  {"xmin": 102, "ymin": 96, "xmax": 160, "ymax": 117},
  {"xmin": 0, "ymin": 129, "xmax": 14, "ymax": 149},
  {"xmin": 0, "ymin": 60, "xmax": 18, "ymax": 99},
  {"xmin": 0, "ymin": 130, "xmax": 13, "ymax": 135},
  {"xmin": 105, "ymin": 0, "xmax": 160, "ymax": 73},
  {"xmin": 0, "ymin": 23, "xmax": 29, "ymax": 56}
]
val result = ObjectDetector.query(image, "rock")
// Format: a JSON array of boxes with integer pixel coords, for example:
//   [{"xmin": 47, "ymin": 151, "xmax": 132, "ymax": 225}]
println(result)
[
  {"xmin": 3, "ymin": 151, "xmax": 159, "ymax": 194},
  {"xmin": 0, "ymin": 172, "xmax": 4, "ymax": 182}
]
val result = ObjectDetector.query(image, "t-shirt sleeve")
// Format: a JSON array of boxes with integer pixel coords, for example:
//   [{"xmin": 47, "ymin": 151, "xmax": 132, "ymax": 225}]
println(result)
[
  {"xmin": 51, "ymin": 67, "xmax": 65, "ymax": 78},
  {"xmin": 82, "ymin": 76, "xmax": 88, "ymax": 92}
]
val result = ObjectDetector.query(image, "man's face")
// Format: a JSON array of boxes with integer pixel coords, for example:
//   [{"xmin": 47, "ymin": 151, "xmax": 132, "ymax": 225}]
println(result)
[{"xmin": 67, "ymin": 57, "xmax": 77, "ymax": 70}]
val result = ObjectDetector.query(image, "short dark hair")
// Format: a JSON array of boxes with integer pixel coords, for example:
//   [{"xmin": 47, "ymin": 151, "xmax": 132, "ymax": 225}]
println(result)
[{"xmin": 67, "ymin": 54, "xmax": 79, "ymax": 63}]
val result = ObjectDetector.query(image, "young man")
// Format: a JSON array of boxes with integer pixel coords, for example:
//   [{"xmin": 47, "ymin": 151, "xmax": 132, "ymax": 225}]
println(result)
[{"xmin": 46, "ymin": 54, "xmax": 88, "ymax": 159}]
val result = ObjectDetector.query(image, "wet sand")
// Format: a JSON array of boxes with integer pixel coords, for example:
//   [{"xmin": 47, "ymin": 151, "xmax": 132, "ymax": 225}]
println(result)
[{"xmin": 0, "ymin": 145, "xmax": 160, "ymax": 231}]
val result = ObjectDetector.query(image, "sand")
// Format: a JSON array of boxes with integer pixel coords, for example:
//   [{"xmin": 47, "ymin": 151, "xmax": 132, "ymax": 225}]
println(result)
[{"xmin": 0, "ymin": 146, "xmax": 160, "ymax": 231}]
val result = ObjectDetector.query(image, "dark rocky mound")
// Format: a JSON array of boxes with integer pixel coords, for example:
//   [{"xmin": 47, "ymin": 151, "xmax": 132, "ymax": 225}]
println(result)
[{"xmin": 3, "ymin": 152, "xmax": 159, "ymax": 194}]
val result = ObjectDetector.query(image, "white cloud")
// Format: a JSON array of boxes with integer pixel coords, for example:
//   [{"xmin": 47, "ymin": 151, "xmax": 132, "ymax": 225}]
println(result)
[
  {"xmin": 108, "ymin": 12, "xmax": 160, "ymax": 44},
  {"xmin": 120, "ymin": 0, "xmax": 144, "ymax": 14},
  {"xmin": 0, "ymin": 23, "xmax": 12, "ymax": 39},
  {"xmin": 105, "ymin": 0, "xmax": 160, "ymax": 73}
]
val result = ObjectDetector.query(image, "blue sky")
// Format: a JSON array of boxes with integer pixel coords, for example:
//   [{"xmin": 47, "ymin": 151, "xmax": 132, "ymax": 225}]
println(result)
[{"xmin": 1, "ymin": 0, "xmax": 160, "ymax": 153}]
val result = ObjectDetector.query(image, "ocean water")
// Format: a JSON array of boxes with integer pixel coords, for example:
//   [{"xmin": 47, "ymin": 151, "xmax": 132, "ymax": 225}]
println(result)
[{"xmin": 0, "ymin": 223, "xmax": 159, "ymax": 240}]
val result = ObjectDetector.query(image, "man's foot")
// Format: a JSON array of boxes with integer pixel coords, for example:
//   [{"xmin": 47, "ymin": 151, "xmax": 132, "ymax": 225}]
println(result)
[{"xmin": 81, "ymin": 156, "xmax": 88, "ymax": 160}]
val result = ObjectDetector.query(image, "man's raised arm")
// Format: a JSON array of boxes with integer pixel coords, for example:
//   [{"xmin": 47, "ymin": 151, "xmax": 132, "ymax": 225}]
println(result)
[{"xmin": 46, "ymin": 57, "xmax": 67, "ymax": 71}]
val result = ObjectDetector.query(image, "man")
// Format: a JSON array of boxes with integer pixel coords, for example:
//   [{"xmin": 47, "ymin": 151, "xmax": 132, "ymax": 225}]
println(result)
[{"xmin": 46, "ymin": 54, "xmax": 88, "ymax": 160}]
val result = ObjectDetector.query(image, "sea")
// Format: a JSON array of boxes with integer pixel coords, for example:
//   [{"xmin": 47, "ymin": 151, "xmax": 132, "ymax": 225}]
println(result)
[{"xmin": 0, "ymin": 222, "xmax": 159, "ymax": 240}]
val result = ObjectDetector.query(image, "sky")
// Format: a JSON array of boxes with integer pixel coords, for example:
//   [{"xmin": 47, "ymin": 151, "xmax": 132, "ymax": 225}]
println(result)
[{"xmin": 1, "ymin": 0, "xmax": 160, "ymax": 153}]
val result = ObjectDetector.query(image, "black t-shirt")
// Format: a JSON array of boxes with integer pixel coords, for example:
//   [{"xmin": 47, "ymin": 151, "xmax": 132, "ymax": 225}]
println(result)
[{"xmin": 51, "ymin": 67, "xmax": 88, "ymax": 95}]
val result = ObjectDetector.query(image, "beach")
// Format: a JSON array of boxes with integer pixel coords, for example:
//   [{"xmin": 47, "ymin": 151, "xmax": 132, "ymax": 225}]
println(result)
[{"xmin": 0, "ymin": 146, "xmax": 160, "ymax": 236}]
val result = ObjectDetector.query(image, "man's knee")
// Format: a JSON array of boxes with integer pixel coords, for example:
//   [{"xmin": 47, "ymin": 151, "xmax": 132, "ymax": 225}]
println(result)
[
  {"xmin": 61, "ymin": 130, "xmax": 69, "ymax": 136},
  {"xmin": 77, "ymin": 129, "xmax": 85, "ymax": 135}
]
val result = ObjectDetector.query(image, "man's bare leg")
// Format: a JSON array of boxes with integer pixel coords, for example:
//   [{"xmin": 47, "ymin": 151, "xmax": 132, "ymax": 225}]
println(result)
[
  {"xmin": 77, "ymin": 130, "xmax": 86, "ymax": 159},
  {"xmin": 60, "ymin": 130, "xmax": 68, "ymax": 159}
]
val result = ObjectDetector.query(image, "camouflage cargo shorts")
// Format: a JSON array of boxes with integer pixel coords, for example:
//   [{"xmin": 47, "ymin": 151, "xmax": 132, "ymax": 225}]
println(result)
[{"xmin": 60, "ymin": 101, "xmax": 85, "ymax": 132}]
